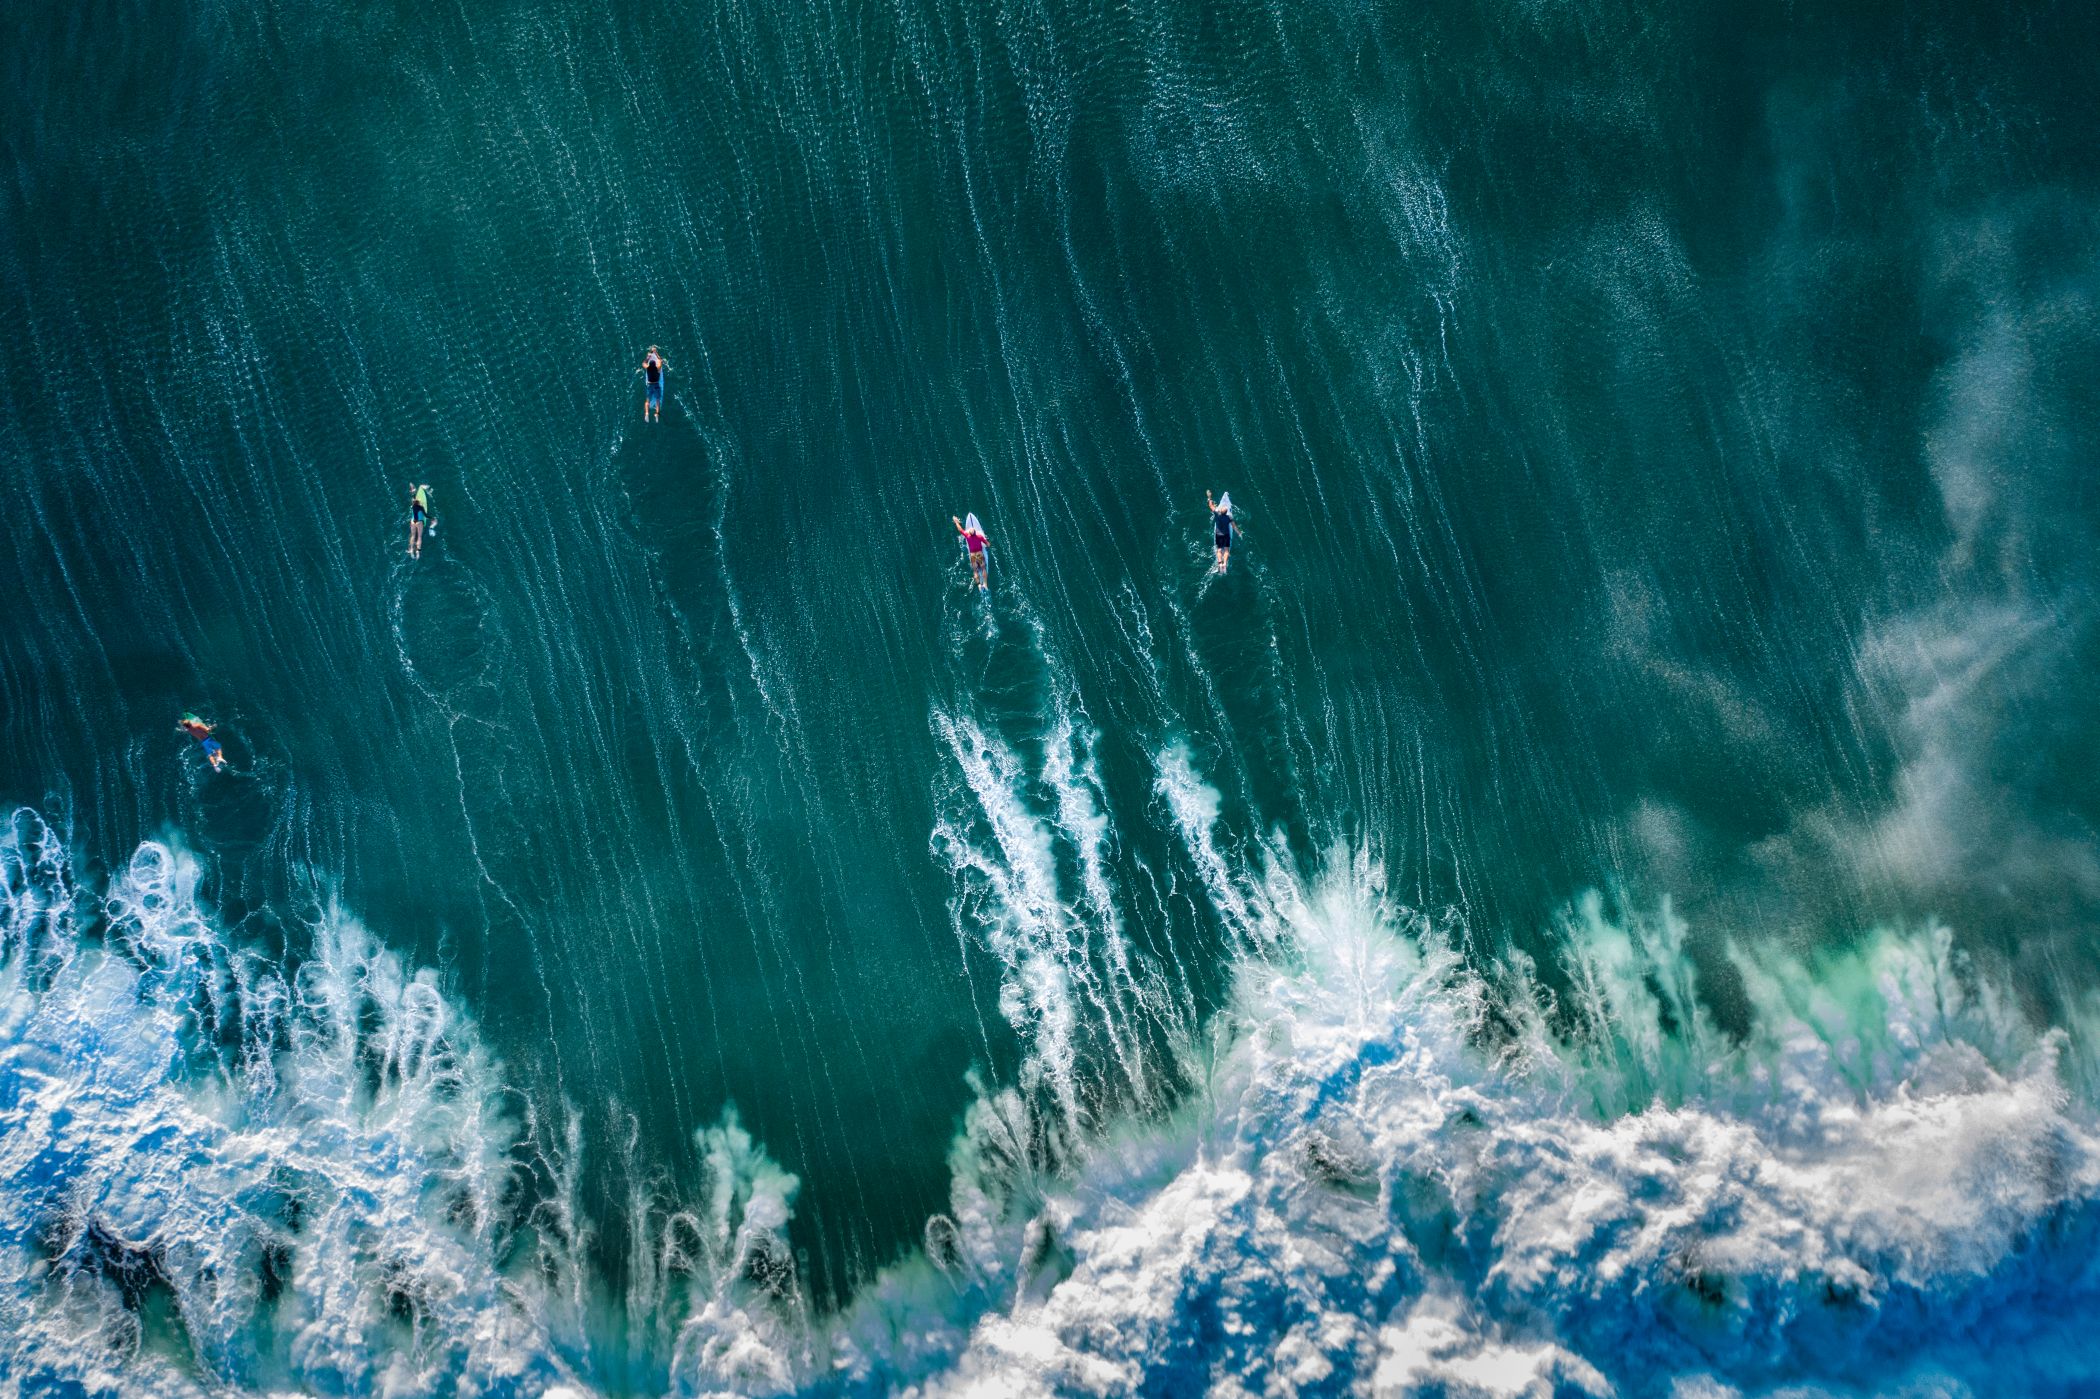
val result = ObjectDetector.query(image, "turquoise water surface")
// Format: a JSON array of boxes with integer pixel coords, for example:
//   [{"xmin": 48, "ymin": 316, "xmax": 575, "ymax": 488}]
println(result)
[{"xmin": 4, "ymin": 0, "xmax": 2100, "ymax": 1393}]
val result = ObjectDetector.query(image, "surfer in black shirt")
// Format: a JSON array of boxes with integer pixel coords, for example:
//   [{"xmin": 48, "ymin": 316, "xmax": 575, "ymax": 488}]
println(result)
[
  {"xmin": 1207, "ymin": 490, "xmax": 1236, "ymax": 573},
  {"xmin": 638, "ymin": 346, "xmax": 667, "ymax": 422},
  {"xmin": 408, "ymin": 483, "xmax": 432, "ymax": 559}
]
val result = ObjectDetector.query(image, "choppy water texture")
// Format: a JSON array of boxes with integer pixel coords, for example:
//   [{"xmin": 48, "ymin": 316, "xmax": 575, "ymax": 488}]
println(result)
[{"xmin": 4, "ymin": 0, "xmax": 2100, "ymax": 1394}]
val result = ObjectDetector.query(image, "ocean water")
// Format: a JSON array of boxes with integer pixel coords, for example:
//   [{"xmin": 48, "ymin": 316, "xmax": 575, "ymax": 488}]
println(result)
[{"xmin": 3, "ymin": 0, "xmax": 2099, "ymax": 1394}]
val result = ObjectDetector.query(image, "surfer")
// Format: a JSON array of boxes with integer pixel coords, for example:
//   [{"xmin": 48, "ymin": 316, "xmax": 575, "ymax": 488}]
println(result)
[
  {"xmin": 179, "ymin": 714, "xmax": 226, "ymax": 771},
  {"xmin": 638, "ymin": 346, "xmax": 667, "ymax": 423},
  {"xmin": 953, "ymin": 513, "xmax": 989, "ymax": 591},
  {"xmin": 408, "ymin": 483, "xmax": 433, "ymax": 559},
  {"xmin": 1207, "ymin": 490, "xmax": 1236, "ymax": 572}
]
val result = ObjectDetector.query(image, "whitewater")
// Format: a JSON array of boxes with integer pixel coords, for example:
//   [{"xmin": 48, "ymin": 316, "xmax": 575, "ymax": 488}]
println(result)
[
  {"xmin": 6, "ymin": 770, "xmax": 2096, "ymax": 1396},
  {"xmin": 9, "ymin": 0, "xmax": 2100, "ymax": 1393}
]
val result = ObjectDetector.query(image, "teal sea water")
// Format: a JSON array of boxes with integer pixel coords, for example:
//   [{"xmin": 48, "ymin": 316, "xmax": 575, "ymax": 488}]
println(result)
[{"xmin": 5, "ymin": 0, "xmax": 2100, "ymax": 1394}]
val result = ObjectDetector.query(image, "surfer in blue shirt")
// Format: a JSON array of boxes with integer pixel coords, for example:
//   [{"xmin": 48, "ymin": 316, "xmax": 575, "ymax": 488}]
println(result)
[
  {"xmin": 638, "ymin": 347, "xmax": 667, "ymax": 423},
  {"xmin": 1207, "ymin": 490, "xmax": 1236, "ymax": 572}
]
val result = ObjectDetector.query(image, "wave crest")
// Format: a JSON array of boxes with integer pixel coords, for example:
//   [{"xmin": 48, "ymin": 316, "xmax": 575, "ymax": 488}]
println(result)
[{"xmin": 5, "ymin": 802, "xmax": 2096, "ymax": 1398}]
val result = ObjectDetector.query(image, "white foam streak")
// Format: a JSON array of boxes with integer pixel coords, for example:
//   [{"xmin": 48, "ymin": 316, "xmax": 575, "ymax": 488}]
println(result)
[
  {"xmin": 1152, "ymin": 743, "xmax": 1272, "ymax": 947},
  {"xmin": 930, "ymin": 706, "xmax": 1162, "ymax": 1127}
]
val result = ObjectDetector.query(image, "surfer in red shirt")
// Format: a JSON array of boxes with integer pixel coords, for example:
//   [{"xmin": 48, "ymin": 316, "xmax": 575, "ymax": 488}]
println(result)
[{"xmin": 952, "ymin": 513, "xmax": 989, "ymax": 591}]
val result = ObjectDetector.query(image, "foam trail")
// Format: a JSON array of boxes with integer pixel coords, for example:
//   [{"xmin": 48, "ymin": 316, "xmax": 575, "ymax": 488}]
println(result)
[
  {"xmin": 1153, "ymin": 742, "xmax": 1273, "ymax": 946},
  {"xmin": 931, "ymin": 703, "xmax": 1163, "ymax": 1127},
  {"xmin": 932, "ymin": 710, "xmax": 1091, "ymax": 1127},
  {"xmin": 1038, "ymin": 706, "xmax": 1186, "ymax": 1085}
]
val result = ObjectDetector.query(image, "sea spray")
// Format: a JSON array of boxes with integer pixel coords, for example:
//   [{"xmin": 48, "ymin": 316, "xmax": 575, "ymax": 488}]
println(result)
[
  {"xmin": 6, "ymin": 797, "xmax": 2098, "ymax": 1397},
  {"xmin": 663, "ymin": 1106, "xmax": 810, "ymax": 1396},
  {"xmin": 837, "ymin": 861, "xmax": 2100, "ymax": 1396},
  {"xmin": 813, "ymin": 758, "xmax": 2100, "ymax": 1396},
  {"xmin": 931, "ymin": 706, "xmax": 1177, "ymax": 1130},
  {"xmin": 0, "ymin": 814, "xmax": 588, "ymax": 1397}
]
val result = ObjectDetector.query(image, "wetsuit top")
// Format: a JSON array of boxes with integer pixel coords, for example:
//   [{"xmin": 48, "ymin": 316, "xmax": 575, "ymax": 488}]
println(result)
[
  {"xmin": 412, "ymin": 487, "xmax": 430, "ymax": 520},
  {"xmin": 964, "ymin": 530, "xmax": 986, "ymax": 554},
  {"xmin": 645, "ymin": 358, "xmax": 662, "ymax": 385},
  {"xmin": 1213, "ymin": 508, "xmax": 1233, "ymax": 545}
]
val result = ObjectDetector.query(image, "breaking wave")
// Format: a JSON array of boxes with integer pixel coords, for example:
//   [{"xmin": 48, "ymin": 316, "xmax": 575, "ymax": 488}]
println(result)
[{"xmin": 5, "ymin": 776, "xmax": 2097, "ymax": 1398}]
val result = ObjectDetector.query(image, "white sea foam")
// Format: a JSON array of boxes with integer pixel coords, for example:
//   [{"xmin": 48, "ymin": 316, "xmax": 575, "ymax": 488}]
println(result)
[
  {"xmin": 1153, "ymin": 741, "xmax": 1275, "ymax": 947},
  {"xmin": 5, "ymin": 790, "xmax": 2097, "ymax": 1398},
  {"xmin": 663, "ymin": 1105, "xmax": 811, "ymax": 1397},
  {"xmin": 825, "ymin": 756, "xmax": 2100, "ymax": 1397},
  {"xmin": 0, "ymin": 814, "xmax": 591, "ymax": 1397},
  {"xmin": 864, "ymin": 867, "xmax": 2099, "ymax": 1398},
  {"xmin": 930, "ymin": 705, "xmax": 1166, "ymax": 1127}
]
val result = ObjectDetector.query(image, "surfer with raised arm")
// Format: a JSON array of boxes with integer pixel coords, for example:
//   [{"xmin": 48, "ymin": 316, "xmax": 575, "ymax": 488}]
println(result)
[
  {"xmin": 638, "ymin": 346, "xmax": 667, "ymax": 423},
  {"xmin": 408, "ymin": 483, "xmax": 433, "ymax": 559},
  {"xmin": 953, "ymin": 513, "xmax": 989, "ymax": 591},
  {"xmin": 1207, "ymin": 490, "xmax": 1236, "ymax": 572}
]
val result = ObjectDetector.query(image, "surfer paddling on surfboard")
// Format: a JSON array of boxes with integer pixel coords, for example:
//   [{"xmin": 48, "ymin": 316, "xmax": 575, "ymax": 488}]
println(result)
[
  {"xmin": 638, "ymin": 347, "xmax": 667, "ymax": 422},
  {"xmin": 1207, "ymin": 490, "xmax": 1237, "ymax": 572},
  {"xmin": 953, "ymin": 513, "xmax": 989, "ymax": 591},
  {"xmin": 179, "ymin": 713, "xmax": 227, "ymax": 771},
  {"xmin": 408, "ymin": 484, "xmax": 433, "ymax": 559}
]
